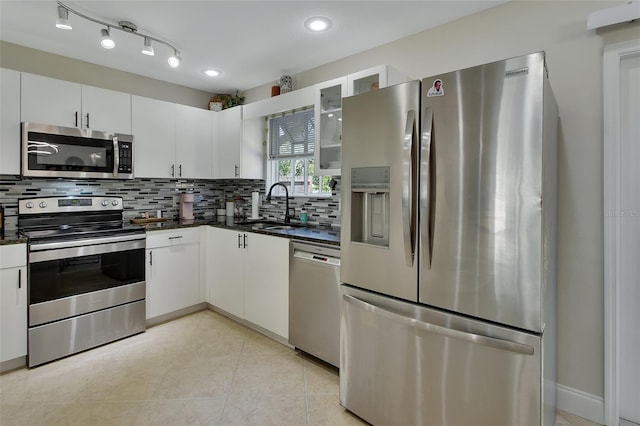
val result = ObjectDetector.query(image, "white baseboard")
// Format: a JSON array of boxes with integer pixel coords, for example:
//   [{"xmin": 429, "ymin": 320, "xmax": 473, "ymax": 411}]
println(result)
[{"xmin": 557, "ymin": 383, "xmax": 604, "ymax": 425}]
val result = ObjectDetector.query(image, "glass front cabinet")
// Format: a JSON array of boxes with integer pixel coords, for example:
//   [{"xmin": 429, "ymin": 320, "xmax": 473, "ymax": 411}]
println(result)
[
  {"xmin": 315, "ymin": 77, "xmax": 347, "ymax": 176},
  {"xmin": 315, "ymin": 65, "xmax": 408, "ymax": 176}
]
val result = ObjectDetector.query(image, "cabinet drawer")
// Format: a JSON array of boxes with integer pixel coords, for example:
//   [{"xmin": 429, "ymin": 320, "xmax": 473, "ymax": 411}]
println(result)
[
  {"xmin": 0, "ymin": 244, "xmax": 27, "ymax": 269},
  {"xmin": 146, "ymin": 228, "xmax": 201, "ymax": 249}
]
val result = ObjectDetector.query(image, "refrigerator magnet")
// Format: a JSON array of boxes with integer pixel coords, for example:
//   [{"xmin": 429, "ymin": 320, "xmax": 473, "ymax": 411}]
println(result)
[{"xmin": 427, "ymin": 79, "xmax": 444, "ymax": 97}]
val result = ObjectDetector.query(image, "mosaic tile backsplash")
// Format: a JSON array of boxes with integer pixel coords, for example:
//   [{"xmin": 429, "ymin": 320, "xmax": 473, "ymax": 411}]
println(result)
[{"xmin": 0, "ymin": 176, "xmax": 341, "ymax": 232}]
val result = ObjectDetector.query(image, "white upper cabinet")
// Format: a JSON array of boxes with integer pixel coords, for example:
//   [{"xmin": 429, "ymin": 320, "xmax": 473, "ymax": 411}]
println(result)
[
  {"xmin": 175, "ymin": 103, "xmax": 213, "ymax": 179},
  {"xmin": 346, "ymin": 64, "xmax": 407, "ymax": 96},
  {"xmin": 1, "ymin": 68, "xmax": 21, "ymax": 175},
  {"xmin": 240, "ymin": 116, "xmax": 264, "ymax": 179},
  {"xmin": 21, "ymin": 73, "xmax": 131, "ymax": 133},
  {"xmin": 132, "ymin": 96, "xmax": 213, "ymax": 179},
  {"xmin": 21, "ymin": 73, "xmax": 81, "ymax": 128},
  {"xmin": 215, "ymin": 106, "xmax": 263, "ymax": 179},
  {"xmin": 315, "ymin": 65, "xmax": 408, "ymax": 176},
  {"xmin": 132, "ymin": 96, "xmax": 176, "ymax": 178},
  {"xmin": 81, "ymin": 85, "xmax": 132, "ymax": 133},
  {"xmin": 216, "ymin": 106, "xmax": 243, "ymax": 178}
]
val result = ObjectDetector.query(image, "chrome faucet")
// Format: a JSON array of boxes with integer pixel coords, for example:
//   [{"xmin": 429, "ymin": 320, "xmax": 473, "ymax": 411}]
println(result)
[{"xmin": 266, "ymin": 182, "xmax": 294, "ymax": 223}]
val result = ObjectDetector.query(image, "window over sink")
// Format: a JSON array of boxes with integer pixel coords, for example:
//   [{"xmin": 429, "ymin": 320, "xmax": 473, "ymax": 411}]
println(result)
[{"xmin": 267, "ymin": 107, "xmax": 332, "ymax": 197}]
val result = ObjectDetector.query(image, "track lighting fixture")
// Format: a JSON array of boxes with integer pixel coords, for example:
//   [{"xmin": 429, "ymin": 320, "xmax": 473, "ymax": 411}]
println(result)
[
  {"xmin": 100, "ymin": 27, "xmax": 115, "ymax": 49},
  {"xmin": 141, "ymin": 37, "xmax": 154, "ymax": 56},
  {"xmin": 56, "ymin": 5, "xmax": 72, "ymax": 30},
  {"xmin": 55, "ymin": 1, "xmax": 182, "ymax": 69},
  {"xmin": 168, "ymin": 50, "xmax": 182, "ymax": 69}
]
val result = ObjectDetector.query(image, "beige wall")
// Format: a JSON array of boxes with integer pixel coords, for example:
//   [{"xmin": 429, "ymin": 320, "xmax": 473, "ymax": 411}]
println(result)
[
  {"xmin": 0, "ymin": 41, "xmax": 213, "ymax": 109},
  {"xmin": 248, "ymin": 1, "xmax": 638, "ymax": 399}
]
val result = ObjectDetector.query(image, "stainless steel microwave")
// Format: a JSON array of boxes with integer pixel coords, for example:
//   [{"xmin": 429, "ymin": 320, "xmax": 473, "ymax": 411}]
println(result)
[{"xmin": 22, "ymin": 122, "xmax": 134, "ymax": 179}]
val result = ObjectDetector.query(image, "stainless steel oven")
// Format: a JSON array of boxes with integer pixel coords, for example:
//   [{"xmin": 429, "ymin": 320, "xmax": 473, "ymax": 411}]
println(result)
[
  {"xmin": 19, "ymin": 196, "xmax": 146, "ymax": 367},
  {"xmin": 22, "ymin": 122, "xmax": 134, "ymax": 179}
]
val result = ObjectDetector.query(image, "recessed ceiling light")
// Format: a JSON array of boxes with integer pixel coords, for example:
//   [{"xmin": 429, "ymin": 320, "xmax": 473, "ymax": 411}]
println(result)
[
  {"xmin": 203, "ymin": 69, "xmax": 221, "ymax": 77},
  {"xmin": 304, "ymin": 16, "xmax": 332, "ymax": 32}
]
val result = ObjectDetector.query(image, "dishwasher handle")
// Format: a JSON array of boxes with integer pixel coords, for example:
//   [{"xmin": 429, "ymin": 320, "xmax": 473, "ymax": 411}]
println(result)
[{"xmin": 293, "ymin": 250, "xmax": 341, "ymax": 267}]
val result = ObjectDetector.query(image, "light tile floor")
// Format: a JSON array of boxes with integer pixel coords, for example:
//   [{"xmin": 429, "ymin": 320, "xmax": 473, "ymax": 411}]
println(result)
[{"xmin": 0, "ymin": 310, "xmax": 601, "ymax": 426}]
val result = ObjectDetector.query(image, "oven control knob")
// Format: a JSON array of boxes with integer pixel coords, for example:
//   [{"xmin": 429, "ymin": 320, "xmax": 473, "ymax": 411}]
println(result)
[
  {"xmin": 111, "ymin": 199, "xmax": 119, "ymax": 206},
  {"xmin": 101, "ymin": 200, "xmax": 109, "ymax": 207},
  {"xmin": 25, "ymin": 201, "xmax": 34, "ymax": 209},
  {"xmin": 39, "ymin": 201, "xmax": 48, "ymax": 208}
]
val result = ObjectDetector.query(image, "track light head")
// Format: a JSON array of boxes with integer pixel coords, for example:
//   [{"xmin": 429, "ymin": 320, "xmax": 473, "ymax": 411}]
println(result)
[
  {"xmin": 141, "ymin": 37, "xmax": 154, "ymax": 56},
  {"xmin": 168, "ymin": 50, "xmax": 182, "ymax": 68},
  {"xmin": 100, "ymin": 27, "xmax": 115, "ymax": 49},
  {"xmin": 56, "ymin": 5, "xmax": 72, "ymax": 30}
]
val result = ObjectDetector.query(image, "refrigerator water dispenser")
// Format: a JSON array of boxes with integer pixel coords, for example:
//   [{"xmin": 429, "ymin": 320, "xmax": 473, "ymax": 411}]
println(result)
[{"xmin": 350, "ymin": 167, "xmax": 390, "ymax": 247}]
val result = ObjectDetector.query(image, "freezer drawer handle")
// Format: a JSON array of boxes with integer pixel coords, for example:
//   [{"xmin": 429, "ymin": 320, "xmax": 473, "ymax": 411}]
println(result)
[{"xmin": 343, "ymin": 294, "xmax": 535, "ymax": 356}]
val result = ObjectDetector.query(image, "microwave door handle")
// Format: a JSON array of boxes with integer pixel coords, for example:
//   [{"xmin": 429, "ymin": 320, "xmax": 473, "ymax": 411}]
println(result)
[
  {"xmin": 421, "ymin": 107, "xmax": 433, "ymax": 269},
  {"xmin": 113, "ymin": 136, "xmax": 119, "ymax": 176},
  {"xmin": 402, "ymin": 109, "xmax": 416, "ymax": 267}
]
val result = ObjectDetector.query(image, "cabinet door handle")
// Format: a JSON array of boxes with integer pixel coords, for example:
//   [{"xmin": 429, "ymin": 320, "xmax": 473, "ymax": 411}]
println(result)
[
  {"xmin": 86, "ymin": 113, "xmax": 90, "ymax": 128},
  {"xmin": 168, "ymin": 236, "xmax": 183, "ymax": 240},
  {"xmin": 18, "ymin": 269, "xmax": 22, "ymax": 289},
  {"xmin": 238, "ymin": 233, "xmax": 242, "ymax": 248},
  {"xmin": 243, "ymin": 233, "xmax": 247, "ymax": 248},
  {"xmin": 149, "ymin": 251, "xmax": 153, "ymax": 266},
  {"xmin": 234, "ymin": 165, "xmax": 239, "ymax": 177},
  {"xmin": 171, "ymin": 164, "xmax": 175, "ymax": 177},
  {"xmin": 74, "ymin": 111, "xmax": 78, "ymax": 127},
  {"xmin": 179, "ymin": 164, "xmax": 182, "ymax": 177}
]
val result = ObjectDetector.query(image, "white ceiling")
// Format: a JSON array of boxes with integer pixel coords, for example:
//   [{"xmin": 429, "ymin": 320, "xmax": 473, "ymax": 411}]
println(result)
[{"xmin": 0, "ymin": 1, "xmax": 504, "ymax": 94}]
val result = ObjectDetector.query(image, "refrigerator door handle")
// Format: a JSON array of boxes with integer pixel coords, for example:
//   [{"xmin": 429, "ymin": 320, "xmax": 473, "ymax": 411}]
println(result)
[
  {"xmin": 402, "ymin": 109, "xmax": 416, "ymax": 267},
  {"xmin": 343, "ymin": 294, "xmax": 535, "ymax": 356},
  {"xmin": 420, "ymin": 106, "xmax": 433, "ymax": 268}
]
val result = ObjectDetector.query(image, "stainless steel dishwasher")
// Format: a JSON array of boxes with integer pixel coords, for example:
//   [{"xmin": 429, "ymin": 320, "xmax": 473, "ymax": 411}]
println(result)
[{"xmin": 289, "ymin": 240, "xmax": 341, "ymax": 367}]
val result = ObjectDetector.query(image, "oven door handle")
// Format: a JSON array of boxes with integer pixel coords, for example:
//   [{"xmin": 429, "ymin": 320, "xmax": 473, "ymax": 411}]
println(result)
[
  {"xmin": 29, "ymin": 234, "xmax": 146, "ymax": 252},
  {"xmin": 29, "ymin": 237, "xmax": 146, "ymax": 263}
]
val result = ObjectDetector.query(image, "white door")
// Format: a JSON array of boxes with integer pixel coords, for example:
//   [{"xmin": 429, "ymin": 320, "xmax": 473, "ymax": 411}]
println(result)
[
  {"xmin": 0, "ymin": 68, "xmax": 21, "ymax": 175},
  {"xmin": 21, "ymin": 73, "xmax": 82, "ymax": 128},
  {"xmin": 244, "ymin": 232, "xmax": 289, "ymax": 339},
  {"xmin": 207, "ymin": 227, "xmax": 245, "ymax": 318},
  {"xmin": 619, "ymin": 52, "xmax": 640, "ymax": 426},
  {"xmin": 131, "ymin": 96, "xmax": 175, "ymax": 178},
  {"xmin": 81, "ymin": 85, "xmax": 131, "ymax": 133},
  {"xmin": 217, "ymin": 106, "xmax": 242, "ymax": 178},
  {"xmin": 175, "ymin": 104, "xmax": 212, "ymax": 179}
]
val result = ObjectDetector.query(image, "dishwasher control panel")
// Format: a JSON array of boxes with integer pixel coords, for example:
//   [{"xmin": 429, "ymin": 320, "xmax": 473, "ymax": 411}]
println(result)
[{"xmin": 293, "ymin": 250, "xmax": 341, "ymax": 266}]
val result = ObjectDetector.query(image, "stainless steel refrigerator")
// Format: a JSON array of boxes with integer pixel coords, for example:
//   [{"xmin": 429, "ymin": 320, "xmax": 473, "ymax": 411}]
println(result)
[{"xmin": 340, "ymin": 52, "xmax": 558, "ymax": 426}]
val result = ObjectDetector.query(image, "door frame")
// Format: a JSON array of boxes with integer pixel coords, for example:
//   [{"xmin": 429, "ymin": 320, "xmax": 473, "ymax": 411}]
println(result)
[{"xmin": 603, "ymin": 38, "xmax": 640, "ymax": 426}]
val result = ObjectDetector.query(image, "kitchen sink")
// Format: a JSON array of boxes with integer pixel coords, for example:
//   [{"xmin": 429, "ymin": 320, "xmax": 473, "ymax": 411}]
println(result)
[{"xmin": 263, "ymin": 225, "xmax": 299, "ymax": 231}]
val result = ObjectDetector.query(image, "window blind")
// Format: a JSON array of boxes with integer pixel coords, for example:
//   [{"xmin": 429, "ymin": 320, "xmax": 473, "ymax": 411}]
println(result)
[{"xmin": 269, "ymin": 109, "xmax": 315, "ymax": 159}]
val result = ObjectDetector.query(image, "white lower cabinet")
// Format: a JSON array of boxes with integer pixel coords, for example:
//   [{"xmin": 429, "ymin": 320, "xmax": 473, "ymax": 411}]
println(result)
[
  {"xmin": 145, "ymin": 228, "xmax": 203, "ymax": 320},
  {"xmin": 206, "ymin": 227, "xmax": 289, "ymax": 339},
  {"xmin": 206, "ymin": 226, "xmax": 244, "ymax": 318},
  {"xmin": 0, "ymin": 244, "xmax": 27, "ymax": 364}
]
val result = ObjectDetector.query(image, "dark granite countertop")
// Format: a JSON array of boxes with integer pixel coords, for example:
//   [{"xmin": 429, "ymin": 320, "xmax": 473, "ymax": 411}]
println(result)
[
  {"xmin": 5, "ymin": 218, "xmax": 340, "ymax": 247},
  {"xmin": 141, "ymin": 216, "xmax": 340, "ymax": 246},
  {"xmin": 0, "ymin": 231, "xmax": 28, "ymax": 246}
]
